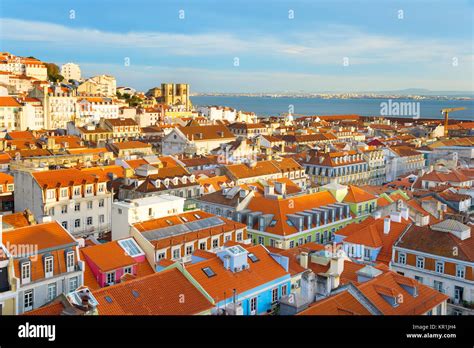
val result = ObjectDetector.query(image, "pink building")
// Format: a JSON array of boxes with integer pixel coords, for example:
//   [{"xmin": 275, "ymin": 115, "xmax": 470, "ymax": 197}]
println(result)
[{"xmin": 81, "ymin": 238, "xmax": 152, "ymax": 287}]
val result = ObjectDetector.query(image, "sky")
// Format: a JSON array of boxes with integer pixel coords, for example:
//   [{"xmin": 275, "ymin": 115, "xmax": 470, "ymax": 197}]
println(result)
[{"xmin": 0, "ymin": 0, "xmax": 473, "ymax": 93}]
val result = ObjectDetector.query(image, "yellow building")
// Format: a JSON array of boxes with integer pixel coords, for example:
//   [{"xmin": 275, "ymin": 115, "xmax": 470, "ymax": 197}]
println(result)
[{"xmin": 160, "ymin": 83, "xmax": 191, "ymax": 111}]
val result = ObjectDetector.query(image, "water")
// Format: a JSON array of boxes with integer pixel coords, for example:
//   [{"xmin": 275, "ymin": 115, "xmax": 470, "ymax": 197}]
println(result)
[{"xmin": 191, "ymin": 96, "xmax": 473, "ymax": 120}]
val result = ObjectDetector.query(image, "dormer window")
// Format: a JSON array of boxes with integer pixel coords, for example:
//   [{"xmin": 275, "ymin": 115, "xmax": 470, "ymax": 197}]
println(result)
[
  {"xmin": 73, "ymin": 187, "xmax": 81, "ymax": 196},
  {"xmin": 98, "ymin": 184, "xmax": 105, "ymax": 193},
  {"xmin": 21, "ymin": 261, "xmax": 31, "ymax": 284},
  {"xmin": 46, "ymin": 189, "xmax": 55, "ymax": 200},
  {"xmin": 60, "ymin": 188, "xmax": 68, "ymax": 198},
  {"xmin": 44, "ymin": 256, "xmax": 54, "ymax": 278},
  {"xmin": 66, "ymin": 251, "xmax": 75, "ymax": 272},
  {"xmin": 86, "ymin": 185, "xmax": 93, "ymax": 194}
]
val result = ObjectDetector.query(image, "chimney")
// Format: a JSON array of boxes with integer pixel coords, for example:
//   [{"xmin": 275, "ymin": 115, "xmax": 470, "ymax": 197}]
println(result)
[
  {"xmin": 383, "ymin": 217, "xmax": 391, "ymax": 234},
  {"xmin": 328, "ymin": 255, "xmax": 344, "ymax": 289},
  {"xmin": 400, "ymin": 207, "xmax": 409, "ymax": 220},
  {"xmin": 274, "ymin": 181, "xmax": 286, "ymax": 196},
  {"xmin": 390, "ymin": 211, "xmax": 402, "ymax": 223},
  {"xmin": 299, "ymin": 251, "xmax": 309, "ymax": 269}
]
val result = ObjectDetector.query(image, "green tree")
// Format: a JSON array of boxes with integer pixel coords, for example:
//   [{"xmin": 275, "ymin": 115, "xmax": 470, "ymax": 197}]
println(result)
[{"xmin": 45, "ymin": 63, "xmax": 64, "ymax": 82}]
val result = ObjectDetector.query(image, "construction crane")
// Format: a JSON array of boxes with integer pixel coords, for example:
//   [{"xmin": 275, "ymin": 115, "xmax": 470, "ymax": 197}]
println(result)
[{"xmin": 441, "ymin": 107, "xmax": 466, "ymax": 137}]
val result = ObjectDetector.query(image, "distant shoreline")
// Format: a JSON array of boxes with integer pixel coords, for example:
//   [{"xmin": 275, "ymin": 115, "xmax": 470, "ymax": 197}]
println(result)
[{"xmin": 191, "ymin": 94, "xmax": 473, "ymax": 101}]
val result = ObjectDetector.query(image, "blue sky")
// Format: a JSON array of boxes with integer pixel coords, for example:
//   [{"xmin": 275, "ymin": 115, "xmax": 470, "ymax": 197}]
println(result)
[{"xmin": 0, "ymin": 0, "xmax": 473, "ymax": 93}]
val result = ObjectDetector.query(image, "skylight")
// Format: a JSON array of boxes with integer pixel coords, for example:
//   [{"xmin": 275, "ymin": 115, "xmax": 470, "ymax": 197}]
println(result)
[
  {"xmin": 248, "ymin": 253, "xmax": 259, "ymax": 263},
  {"xmin": 105, "ymin": 296, "xmax": 113, "ymax": 303},
  {"xmin": 202, "ymin": 267, "xmax": 216, "ymax": 278},
  {"xmin": 118, "ymin": 238, "xmax": 144, "ymax": 257},
  {"xmin": 194, "ymin": 213, "xmax": 202, "ymax": 219},
  {"xmin": 132, "ymin": 290, "xmax": 139, "ymax": 298}
]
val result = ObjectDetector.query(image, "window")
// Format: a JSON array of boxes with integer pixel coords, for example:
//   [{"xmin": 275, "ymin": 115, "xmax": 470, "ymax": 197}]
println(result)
[
  {"xmin": 258, "ymin": 236, "xmax": 264, "ymax": 245},
  {"xmin": 47, "ymin": 283, "xmax": 57, "ymax": 301},
  {"xmin": 289, "ymin": 241, "xmax": 295, "ymax": 248},
  {"xmin": 75, "ymin": 219, "xmax": 80, "ymax": 228},
  {"xmin": 270, "ymin": 239, "xmax": 276, "ymax": 247},
  {"xmin": 21, "ymin": 262, "xmax": 31, "ymax": 283},
  {"xmin": 364, "ymin": 248, "xmax": 371, "ymax": 259},
  {"xmin": 46, "ymin": 190, "xmax": 55, "ymax": 200},
  {"xmin": 433, "ymin": 280, "xmax": 444, "ymax": 293},
  {"xmin": 87, "ymin": 217, "xmax": 93, "ymax": 225},
  {"xmin": 435, "ymin": 261, "xmax": 444, "ymax": 273},
  {"xmin": 74, "ymin": 187, "xmax": 81, "ymax": 196},
  {"xmin": 98, "ymin": 184, "xmax": 105, "ymax": 193},
  {"xmin": 60, "ymin": 188, "xmax": 68, "ymax": 198},
  {"xmin": 87, "ymin": 201, "xmax": 93, "ymax": 210},
  {"xmin": 74, "ymin": 203, "xmax": 80, "ymax": 212},
  {"xmin": 66, "ymin": 251, "xmax": 74, "ymax": 269},
  {"xmin": 149, "ymin": 208, "xmax": 153, "ymax": 216},
  {"xmin": 172, "ymin": 248, "xmax": 180, "ymax": 259},
  {"xmin": 414, "ymin": 275, "xmax": 423, "ymax": 284},
  {"xmin": 157, "ymin": 252, "xmax": 165, "ymax": 260},
  {"xmin": 118, "ymin": 209, "xmax": 122, "ymax": 214},
  {"xmin": 86, "ymin": 186, "xmax": 93, "ymax": 194},
  {"xmin": 281, "ymin": 284, "xmax": 288, "ymax": 297},
  {"xmin": 398, "ymin": 252, "xmax": 406, "ymax": 264},
  {"xmin": 236, "ymin": 232, "xmax": 242, "ymax": 241},
  {"xmin": 186, "ymin": 245, "xmax": 193, "ymax": 255},
  {"xmin": 250, "ymin": 297, "xmax": 257, "ymax": 314},
  {"xmin": 297, "ymin": 238, "xmax": 303, "ymax": 246},
  {"xmin": 62, "ymin": 221, "xmax": 68, "ymax": 229},
  {"xmin": 454, "ymin": 286, "xmax": 464, "ymax": 303},
  {"xmin": 61, "ymin": 205, "xmax": 67, "ymax": 214},
  {"xmin": 212, "ymin": 238, "xmax": 219, "ymax": 248},
  {"xmin": 224, "ymin": 234, "xmax": 231, "ymax": 243},
  {"xmin": 99, "ymin": 199, "xmax": 104, "ymax": 207},
  {"xmin": 105, "ymin": 272, "xmax": 115, "ymax": 285},
  {"xmin": 99, "ymin": 215, "xmax": 105, "ymax": 223},
  {"xmin": 272, "ymin": 288, "xmax": 278, "ymax": 303},
  {"xmin": 124, "ymin": 266, "xmax": 133, "ymax": 275},
  {"xmin": 44, "ymin": 256, "xmax": 54, "ymax": 277},
  {"xmin": 199, "ymin": 242, "xmax": 206, "ymax": 250},
  {"xmin": 456, "ymin": 265, "xmax": 466, "ymax": 278},
  {"xmin": 24, "ymin": 290, "xmax": 33, "ymax": 311},
  {"xmin": 416, "ymin": 256, "xmax": 425, "ymax": 269}
]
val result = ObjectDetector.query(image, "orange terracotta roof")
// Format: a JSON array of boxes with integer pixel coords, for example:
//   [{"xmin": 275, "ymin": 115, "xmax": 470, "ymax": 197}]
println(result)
[
  {"xmin": 245, "ymin": 191, "xmax": 337, "ymax": 236},
  {"xmin": 357, "ymin": 271, "xmax": 448, "ymax": 315},
  {"xmin": 336, "ymin": 217, "xmax": 410, "ymax": 264},
  {"xmin": 0, "ymin": 96, "xmax": 21, "ymax": 107},
  {"xmin": 298, "ymin": 289, "xmax": 372, "ymax": 315},
  {"xmin": 81, "ymin": 241, "xmax": 137, "ymax": 272},
  {"xmin": 2, "ymin": 212, "xmax": 32, "ymax": 229},
  {"xmin": 32, "ymin": 168, "xmax": 106, "ymax": 189},
  {"xmin": 92, "ymin": 267, "xmax": 213, "ymax": 315},
  {"xmin": 343, "ymin": 185, "xmax": 377, "ymax": 203},
  {"xmin": 185, "ymin": 245, "xmax": 288, "ymax": 301},
  {"xmin": 80, "ymin": 165, "xmax": 126, "ymax": 181}
]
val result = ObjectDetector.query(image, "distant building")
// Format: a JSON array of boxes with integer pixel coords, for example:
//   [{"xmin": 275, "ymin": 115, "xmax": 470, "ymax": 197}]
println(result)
[{"xmin": 61, "ymin": 63, "xmax": 81, "ymax": 81}]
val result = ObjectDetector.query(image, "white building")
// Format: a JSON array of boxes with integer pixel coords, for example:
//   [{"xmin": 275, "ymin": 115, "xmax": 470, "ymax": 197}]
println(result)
[
  {"xmin": 13, "ymin": 167, "xmax": 113, "ymax": 238},
  {"xmin": 198, "ymin": 106, "xmax": 237, "ymax": 123},
  {"xmin": 61, "ymin": 63, "xmax": 81, "ymax": 81},
  {"xmin": 78, "ymin": 75, "xmax": 116, "ymax": 97},
  {"xmin": 111, "ymin": 194, "xmax": 185, "ymax": 241},
  {"xmin": 76, "ymin": 97, "xmax": 119, "ymax": 125}
]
